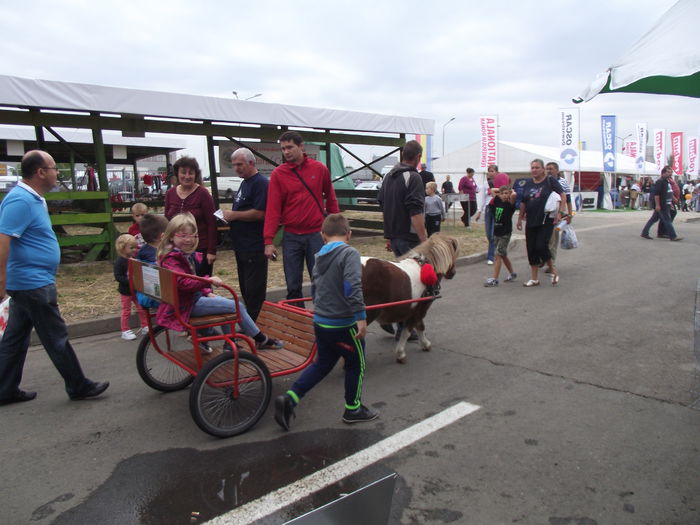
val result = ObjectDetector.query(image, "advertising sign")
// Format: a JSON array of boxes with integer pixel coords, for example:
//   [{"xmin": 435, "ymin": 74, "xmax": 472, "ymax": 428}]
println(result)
[
  {"xmin": 624, "ymin": 140, "xmax": 638, "ymax": 159},
  {"xmin": 670, "ymin": 132, "xmax": 684, "ymax": 176},
  {"xmin": 601, "ymin": 115, "xmax": 616, "ymax": 172},
  {"xmin": 558, "ymin": 108, "xmax": 580, "ymax": 172},
  {"xmin": 653, "ymin": 129, "xmax": 666, "ymax": 174},
  {"xmin": 217, "ymin": 141, "xmax": 321, "ymax": 178},
  {"xmin": 687, "ymin": 137, "xmax": 698, "ymax": 178},
  {"xmin": 479, "ymin": 116, "xmax": 498, "ymax": 170},
  {"xmin": 635, "ymin": 122, "xmax": 647, "ymax": 172}
]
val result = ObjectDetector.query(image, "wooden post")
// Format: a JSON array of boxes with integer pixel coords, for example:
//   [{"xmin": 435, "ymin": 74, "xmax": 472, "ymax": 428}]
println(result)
[
  {"xmin": 69, "ymin": 150, "xmax": 77, "ymax": 190},
  {"xmin": 91, "ymin": 118, "xmax": 116, "ymax": 259},
  {"xmin": 205, "ymin": 128, "xmax": 219, "ymax": 209}
]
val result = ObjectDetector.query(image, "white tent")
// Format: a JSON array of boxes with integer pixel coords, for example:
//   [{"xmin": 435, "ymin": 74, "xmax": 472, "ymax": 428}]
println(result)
[
  {"xmin": 575, "ymin": 0, "xmax": 700, "ymax": 102},
  {"xmin": 433, "ymin": 141, "xmax": 657, "ymax": 211},
  {"xmin": 433, "ymin": 140, "xmax": 657, "ymax": 177}
]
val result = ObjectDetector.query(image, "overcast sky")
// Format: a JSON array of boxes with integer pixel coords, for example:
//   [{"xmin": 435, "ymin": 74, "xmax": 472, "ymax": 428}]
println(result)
[{"xmin": 2, "ymin": 0, "xmax": 698, "ymax": 168}]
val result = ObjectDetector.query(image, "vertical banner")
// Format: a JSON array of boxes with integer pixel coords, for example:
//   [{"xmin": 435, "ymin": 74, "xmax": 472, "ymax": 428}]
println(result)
[
  {"xmin": 601, "ymin": 115, "xmax": 616, "ymax": 172},
  {"xmin": 414, "ymin": 134, "xmax": 432, "ymax": 169},
  {"xmin": 558, "ymin": 108, "xmax": 580, "ymax": 172},
  {"xmin": 653, "ymin": 129, "xmax": 666, "ymax": 174},
  {"xmin": 635, "ymin": 122, "xmax": 647, "ymax": 173},
  {"xmin": 670, "ymin": 132, "xmax": 684, "ymax": 176},
  {"xmin": 479, "ymin": 116, "xmax": 498, "ymax": 170},
  {"xmin": 623, "ymin": 140, "xmax": 638, "ymax": 159},
  {"xmin": 687, "ymin": 136, "xmax": 698, "ymax": 178}
]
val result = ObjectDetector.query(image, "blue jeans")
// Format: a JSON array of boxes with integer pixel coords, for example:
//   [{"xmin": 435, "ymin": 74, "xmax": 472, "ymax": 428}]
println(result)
[
  {"xmin": 191, "ymin": 295, "xmax": 259, "ymax": 337},
  {"xmin": 282, "ymin": 231, "xmax": 323, "ymax": 300},
  {"xmin": 642, "ymin": 207, "xmax": 677, "ymax": 239},
  {"xmin": 484, "ymin": 206, "xmax": 495, "ymax": 262},
  {"xmin": 390, "ymin": 238, "xmax": 420, "ymax": 258},
  {"xmin": 0, "ymin": 284, "xmax": 92, "ymax": 399}
]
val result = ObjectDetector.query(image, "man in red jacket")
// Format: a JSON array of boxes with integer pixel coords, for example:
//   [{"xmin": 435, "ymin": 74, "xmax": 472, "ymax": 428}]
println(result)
[{"xmin": 264, "ymin": 131, "xmax": 340, "ymax": 300}]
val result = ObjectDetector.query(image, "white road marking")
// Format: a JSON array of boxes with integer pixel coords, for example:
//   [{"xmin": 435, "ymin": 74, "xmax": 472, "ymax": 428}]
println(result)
[{"xmin": 205, "ymin": 401, "xmax": 481, "ymax": 525}]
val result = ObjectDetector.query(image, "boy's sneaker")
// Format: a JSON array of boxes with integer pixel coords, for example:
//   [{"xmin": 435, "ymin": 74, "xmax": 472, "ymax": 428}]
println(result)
[
  {"xmin": 504, "ymin": 273, "xmax": 517, "ymax": 282},
  {"xmin": 342, "ymin": 405, "xmax": 379, "ymax": 424},
  {"xmin": 484, "ymin": 278, "xmax": 499, "ymax": 287},
  {"xmin": 257, "ymin": 336, "xmax": 284, "ymax": 350},
  {"xmin": 274, "ymin": 394, "xmax": 296, "ymax": 431},
  {"xmin": 140, "ymin": 326, "xmax": 149, "ymax": 335},
  {"xmin": 121, "ymin": 330, "xmax": 137, "ymax": 341}
]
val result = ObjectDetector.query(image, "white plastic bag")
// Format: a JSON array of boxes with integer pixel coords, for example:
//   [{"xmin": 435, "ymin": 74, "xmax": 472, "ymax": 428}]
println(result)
[
  {"xmin": 0, "ymin": 297, "xmax": 10, "ymax": 338},
  {"xmin": 560, "ymin": 225, "xmax": 579, "ymax": 249}
]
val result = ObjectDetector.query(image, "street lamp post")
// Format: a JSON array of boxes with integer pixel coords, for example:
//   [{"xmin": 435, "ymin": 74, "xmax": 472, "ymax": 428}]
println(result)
[
  {"xmin": 442, "ymin": 117, "xmax": 456, "ymax": 157},
  {"xmin": 232, "ymin": 91, "xmax": 263, "ymax": 101}
]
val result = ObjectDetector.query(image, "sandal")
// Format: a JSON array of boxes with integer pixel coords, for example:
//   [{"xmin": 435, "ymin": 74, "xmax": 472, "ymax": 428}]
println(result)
[
  {"xmin": 523, "ymin": 279, "xmax": 540, "ymax": 287},
  {"xmin": 552, "ymin": 274, "xmax": 560, "ymax": 286}
]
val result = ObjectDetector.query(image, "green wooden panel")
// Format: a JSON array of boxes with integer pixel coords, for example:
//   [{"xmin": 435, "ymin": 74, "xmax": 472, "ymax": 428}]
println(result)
[
  {"xmin": 45, "ymin": 191, "xmax": 109, "ymax": 200},
  {"xmin": 56, "ymin": 232, "xmax": 110, "ymax": 247},
  {"xmin": 348, "ymin": 219, "xmax": 384, "ymax": 230},
  {"xmin": 50, "ymin": 213, "xmax": 111, "ymax": 225},
  {"xmin": 85, "ymin": 242, "xmax": 108, "ymax": 262}
]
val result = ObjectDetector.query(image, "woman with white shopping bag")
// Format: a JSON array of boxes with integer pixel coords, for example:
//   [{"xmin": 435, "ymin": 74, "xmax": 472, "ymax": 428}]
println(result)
[{"xmin": 516, "ymin": 159, "xmax": 567, "ymax": 287}]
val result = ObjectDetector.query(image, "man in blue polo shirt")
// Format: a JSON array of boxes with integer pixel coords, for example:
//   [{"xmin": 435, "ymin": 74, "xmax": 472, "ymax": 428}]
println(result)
[
  {"xmin": 223, "ymin": 148, "xmax": 269, "ymax": 321},
  {"xmin": 0, "ymin": 150, "xmax": 109, "ymax": 405}
]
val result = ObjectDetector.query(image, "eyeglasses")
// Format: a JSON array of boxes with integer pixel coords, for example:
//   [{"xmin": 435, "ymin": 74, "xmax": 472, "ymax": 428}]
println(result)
[{"xmin": 174, "ymin": 233, "xmax": 199, "ymax": 239}]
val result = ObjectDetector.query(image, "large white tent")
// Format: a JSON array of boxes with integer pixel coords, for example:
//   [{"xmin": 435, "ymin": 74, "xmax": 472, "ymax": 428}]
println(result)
[
  {"xmin": 433, "ymin": 141, "xmax": 657, "ymax": 211},
  {"xmin": 433, "ymin": 140, "xmax": 657, "ymax": 177}
]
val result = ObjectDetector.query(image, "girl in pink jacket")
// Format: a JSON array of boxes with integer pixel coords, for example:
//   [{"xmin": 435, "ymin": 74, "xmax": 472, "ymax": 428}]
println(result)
[{"xmin": 155, "ymin": 213, "xmax": 282, "ymax": 350}]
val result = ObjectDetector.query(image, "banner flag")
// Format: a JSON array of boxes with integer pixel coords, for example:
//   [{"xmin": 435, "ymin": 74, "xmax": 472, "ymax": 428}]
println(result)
[
  {"xmin": 653, "ymin": 129, "xmax": 666, "ymax": 174},
  {"xmin": 635, "ymin": 122, "xmax": 647, "ymax": 173},
  {"xmin": 623, "ymin": 140, "xmax": 638, "ymax": 159},
  {"xmin": 601, "ymin": 115, "xmax": 616, "ymax": 172},
  {"xmin": 687, "ymin": 137, "xmax": 698, "ymax": 178},
  {"xmin": 414, "ymin": 134, "xmax": 432, "ymax": 169},
  {"xmin": 479, "ymin": 116, "xmax": 498, "ymax": 170},
  {"xmin": 670, "ymin": 132, "xmax": 684, "ymax": 176},
  {"xmin": 558, "ymin": 108, "xmax": 580, "ymax": 172}
]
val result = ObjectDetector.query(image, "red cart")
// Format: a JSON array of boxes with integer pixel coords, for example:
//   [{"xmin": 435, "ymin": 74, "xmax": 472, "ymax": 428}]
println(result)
[{"xmin": 128, "ymin": 259, "xmax": 434, "ymax": 438}]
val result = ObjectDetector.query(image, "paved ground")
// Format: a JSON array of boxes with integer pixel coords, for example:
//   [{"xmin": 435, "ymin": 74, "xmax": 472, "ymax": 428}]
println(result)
[{"xmin": 2, "ymin": 210, "xmax": 700, "ymax": 525}]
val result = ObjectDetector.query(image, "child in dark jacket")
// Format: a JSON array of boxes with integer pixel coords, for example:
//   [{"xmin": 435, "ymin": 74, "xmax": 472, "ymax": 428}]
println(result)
[
  {"xmin": 114, "ymin": 234, "xmax": 148, "ymax": 340},
  {"xmin": 274, "ymin": 213, "xmax": 378, "ymax": 431}
]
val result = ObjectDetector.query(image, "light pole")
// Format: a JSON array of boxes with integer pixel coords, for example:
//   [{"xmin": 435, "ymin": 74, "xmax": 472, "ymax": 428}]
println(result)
[
  {"xmin": 442, "ymin": 117, "xmax": 455, "ymax": 157},
  {"xmin": 616, "ymin": 133, "xmax": 633, "ymax": 153},
  {"xmin": 232, "ymin": 91, "xmax": 263, "ymax": 101}
]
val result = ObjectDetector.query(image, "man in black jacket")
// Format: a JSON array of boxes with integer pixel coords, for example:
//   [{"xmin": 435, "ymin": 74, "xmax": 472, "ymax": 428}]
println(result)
[{"xmin": 378, "ymin": 140, "xmax": 428, "ymax": 257}]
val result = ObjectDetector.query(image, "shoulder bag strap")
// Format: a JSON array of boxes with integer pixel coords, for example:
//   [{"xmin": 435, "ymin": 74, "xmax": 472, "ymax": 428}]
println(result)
[{"xmin": 291, "ymin": 167, "xmax": 327, "ymax": 217}]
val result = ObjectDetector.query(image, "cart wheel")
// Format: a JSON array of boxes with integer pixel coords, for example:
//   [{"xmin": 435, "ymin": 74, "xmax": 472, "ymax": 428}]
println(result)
[
  {"xmin": 189, "ymin": 351, "xmax": 271, "ymax": 438},
  {"xmin": 136, "ymin": 326, "xmax": 194, "ymax": 392}
]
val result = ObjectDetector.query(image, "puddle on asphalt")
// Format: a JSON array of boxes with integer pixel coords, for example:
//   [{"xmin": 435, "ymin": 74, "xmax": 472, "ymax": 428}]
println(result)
[{"xmin": 49, "ymin": 428, "xmax": 404, "ymax": 525}]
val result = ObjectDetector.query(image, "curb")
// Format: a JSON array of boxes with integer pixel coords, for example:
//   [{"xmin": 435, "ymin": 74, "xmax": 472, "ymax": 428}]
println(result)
[{"xmin": 45, "ymin": 237, "xmax": 524, "ymax": 344}]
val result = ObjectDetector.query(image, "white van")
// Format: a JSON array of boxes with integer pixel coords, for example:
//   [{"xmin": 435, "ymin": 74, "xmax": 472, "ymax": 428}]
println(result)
[{"xmin": 216, "ymin": 176, "xmax": 243, "ymax": 199}]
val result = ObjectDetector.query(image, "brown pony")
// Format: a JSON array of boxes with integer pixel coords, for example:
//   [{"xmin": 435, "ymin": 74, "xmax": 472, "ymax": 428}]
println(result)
[{"xmin": 361, "ymin": 233, "xmax": 459, "ymax": 363}]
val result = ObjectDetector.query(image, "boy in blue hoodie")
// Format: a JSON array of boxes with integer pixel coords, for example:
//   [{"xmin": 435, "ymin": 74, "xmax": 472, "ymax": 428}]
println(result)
[{"xmin": 274, "ymin": 213, "xmax": 377, "ymax": 430}]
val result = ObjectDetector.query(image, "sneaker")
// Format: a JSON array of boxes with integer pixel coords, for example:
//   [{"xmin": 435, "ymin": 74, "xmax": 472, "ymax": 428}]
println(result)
[
  {"xmin": 484, "ymin": 278, "xmax": 499, "ymax": 287},
  {"xmin": 342, "ymin": 405, "xmax": 379, "ymax": 424},
  {"xmin": 671, "ymin": 236, "xmax": 684, "ymax": 242},
  {"xmin": 140, "ymin": 326, "xmax": 149, "ymax": 336},
  {"xmin": 486, "ymin": 260, "xmax": 494, "ymax": 265},
  {"xmin": 274, "ymin": 394, "xmax": 296, "ymax": 431},
  {"xmin": 640, "ymin": 234, "xmax": 652, "ymax": 239},
  {"xmin": 257, "ymin": 336, "xmax": 284, "ymax": 350},
  {"xmin": 121, "ymin": 330, "xmax": 137, "ymax": 341},
  {"xmin": 658, "ymin": 234, "xmax": 669, "ymax": 239},
  {"xmin": 504, "ymin": 273, "xmax": 517, "ymax": 282}
]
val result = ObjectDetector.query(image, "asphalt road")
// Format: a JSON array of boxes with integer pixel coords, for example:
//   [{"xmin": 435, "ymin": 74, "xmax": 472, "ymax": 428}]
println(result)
[{"xmin": 2, "ymin": 210, "xmax": 699, "ymax": 525}]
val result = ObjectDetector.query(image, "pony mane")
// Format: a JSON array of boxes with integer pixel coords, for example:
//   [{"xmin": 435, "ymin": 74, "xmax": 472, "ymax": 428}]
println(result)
[{"xmin": 403, "ymin": 233, "xmax": 459, "ymax": 275}]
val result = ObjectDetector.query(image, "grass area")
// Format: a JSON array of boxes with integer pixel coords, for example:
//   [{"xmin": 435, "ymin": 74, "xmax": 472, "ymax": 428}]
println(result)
[{"xmin": 56, "ymin": 222, "xmax": 487, "ymax": 324}]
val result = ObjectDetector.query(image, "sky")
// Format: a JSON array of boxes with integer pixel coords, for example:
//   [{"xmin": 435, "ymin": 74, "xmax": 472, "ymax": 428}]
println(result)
[{"xmin": 1, "ymin": 0, "xmax": 698, "ymax": 170}]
